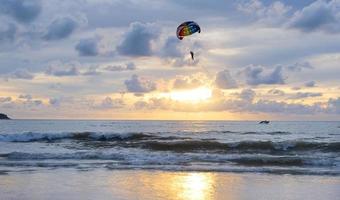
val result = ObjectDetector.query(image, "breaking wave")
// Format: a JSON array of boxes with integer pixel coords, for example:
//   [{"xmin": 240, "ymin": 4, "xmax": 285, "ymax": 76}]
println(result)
[{"xmin": 137, "ymin": 140, "xmax": 340, "ymax": 153}]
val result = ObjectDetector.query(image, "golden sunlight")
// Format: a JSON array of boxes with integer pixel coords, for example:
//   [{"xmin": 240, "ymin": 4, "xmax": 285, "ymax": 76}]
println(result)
[
  {"xmin": 178, "ymin": 173, "xmax": 214, "ymax": 200},
  {"xmin": 170, "ymin": 87, "xmax": 212, "ymax": 102}
]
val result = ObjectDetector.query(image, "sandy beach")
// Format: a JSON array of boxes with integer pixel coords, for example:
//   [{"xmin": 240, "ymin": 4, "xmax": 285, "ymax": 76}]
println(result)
[{"xmin": 1, "ymin": 169, "xmax": 340, "ymax": 200}]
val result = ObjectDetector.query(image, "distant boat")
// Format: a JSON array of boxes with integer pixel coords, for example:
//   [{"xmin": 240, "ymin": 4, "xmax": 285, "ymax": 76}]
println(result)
[
  {"xmin": 259, "ymin": 120, "xmax": 270, "ymax": 124},
  {"xmin": 0, "ymin": 113, "xmax": 11, "ymax": 120}
]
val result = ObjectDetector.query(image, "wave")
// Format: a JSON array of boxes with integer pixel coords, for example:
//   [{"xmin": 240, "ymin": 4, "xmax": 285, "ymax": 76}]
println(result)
[
  {"xmin": 0, "ymin": 130, "xmax": 295, "ymax": 143},
  {"xmin": 0, "ymin": 151, "xmax": 338, "ymax": 176},
  {"xmin": 241, "ymin": 131, "xmax": 292, "ymax": 135},
  {"xmin": 137, "ymin": 140, "xmax": 340, "ymax": 153},
  {"xmin": 1, "ymin": 132, "xmax": 339, "ymax": 153},
  {"xmin": 0, "ymin": 152, "xmax": 125, "ymax": 160},
  {"xmin": 0, "ymin": 132, "xmax": 157, "ymax": 142},
  {"xmin": 0, "ymin": 151, "xmax": 335, "ymax": 167}
]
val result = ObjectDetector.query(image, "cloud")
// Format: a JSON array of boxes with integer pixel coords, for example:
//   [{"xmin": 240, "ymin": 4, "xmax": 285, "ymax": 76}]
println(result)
[
  {"xmin": 243, "ymin": 65, "xmax": 285, "ymax": 86},
  {"xmin": 105, "ymin": 62, "xmax": 136, "ymax": 72},
  {"xmin": 0, "ymin": 97, "xmax": 12, "ymax": 103},
  {"xmin": 49, "ymin": 97, "xmax": 61, "ymax": 107},
  {"xmin": 305, "ymin": 81, "xmax": 316, "ymax": 87},
  {"xmin": 0, "ymin": 23, "xmax": 17, "ymax": 43},
  {"xmin": 75, "ymin": 38, "xmax": 99, "ymax": 56},
  {"xmin": 286, "ymin": 62, "xmax": 313, "ymax": 72},
  {"xmin": 291, "ymin": 86, "xmax": 301, "ymax": 91},
  {"xmin": 327, "ymin": 97, "xmax": 340, "ymax": 114},
  {"xmin": 237, "ymin": 0, "xmax": 291, "ymax": 25},
  {"xmin": 19, "ymin": 94, "xmax": 32, "ymax": 100},
  {"xmin": 132, "ymin": 93, "xmax": 335, "ymax": 115},
  {"xmin": 0, "ymin": 0, "xmax": 41, "ymax": 23},
  {"xmin": 249, "ymin": 99, "xmax": 321, "ymax": 115},
  {"xmin": 288, "ymin": 92, "xmax": 323, "ymax": 99},
  {"xmin": 239, "ymin": 89, "xmax": 256, "ymax": 102},
  {"xmin": 172, "ymin": 76, "xmax": 203, "ymax": 90},
  {"xmin": 215, "ymin": 70, "xmax": 238, "ymax": 89},
  {"xmin": 43, "ymin": 17, "xmax": 78, "ymax": 40},
  {"xmin": 46, "ymin": 66, "xmax": 79, "ymax": 77},
  {"xmin": 161, "ymin": 36, "xmax": 182, "ymax": 58},
  {"xmin": 289, "ymin": 0, "xmax": 340, "ymax": 33},
  {"xmin": 9, "ymin": 69, "xmax": 34, "ymax": 80},
  {"xmin": 268, "ymin": 89, "xmax": 285, "ymax": 96},
  {"xmin": 124, "ymin": 74, "xmax": 157, "ymax": 93},
  {"xmin": 82, "ymin": 66, "xmax": 101, "ymax": 76},
  {"xmin": 117, "ymin": 22, "xmax": 159, "ymax": 57},
  {"xmin": 160, "ymin": 36, "xmax": 201, "ymax": 67},
  {"xmin": 93, "ymin": 97, "xmax": 125, "ymax": 109}
]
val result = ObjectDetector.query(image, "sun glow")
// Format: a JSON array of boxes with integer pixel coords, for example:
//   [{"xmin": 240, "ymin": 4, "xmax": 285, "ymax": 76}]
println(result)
[{"xmin": 170, "ymin": 87, "xmax": 212, "ymax": 102}]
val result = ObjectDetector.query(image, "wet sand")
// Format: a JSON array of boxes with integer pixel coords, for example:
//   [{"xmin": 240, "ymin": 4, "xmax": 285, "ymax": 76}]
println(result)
[{"xmin": 0, "ymin": 169, "xmax": 339, "ymax": 200}]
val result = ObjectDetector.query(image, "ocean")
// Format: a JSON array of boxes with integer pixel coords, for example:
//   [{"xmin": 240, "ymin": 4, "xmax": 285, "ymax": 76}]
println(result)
[{"xmin": 0, "ymin": 120, "xmax": 339, "ymax": 175}]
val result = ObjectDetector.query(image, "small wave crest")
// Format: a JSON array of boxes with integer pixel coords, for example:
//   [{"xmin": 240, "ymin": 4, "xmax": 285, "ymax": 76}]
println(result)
[{"xmin": 0, "ymin": 132, "xmax": 154, "ymax": 142}]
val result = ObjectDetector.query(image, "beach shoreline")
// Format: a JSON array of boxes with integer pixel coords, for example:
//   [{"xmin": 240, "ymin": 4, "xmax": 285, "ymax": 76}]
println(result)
[{"xmin": 1, "ymin": 169, "xmax": 340, "ymax": 200}]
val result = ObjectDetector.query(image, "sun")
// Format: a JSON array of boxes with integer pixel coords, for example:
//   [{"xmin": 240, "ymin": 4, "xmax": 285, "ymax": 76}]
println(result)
[{"xmin": 169, "ymin": 87, "xmax": 212, "ymax": 102}]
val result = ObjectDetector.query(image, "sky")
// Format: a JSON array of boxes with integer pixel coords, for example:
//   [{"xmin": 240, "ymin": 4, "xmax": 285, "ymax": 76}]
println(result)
[{"xmin": 0, "ymin": 0, "xmax": 339, "ymax": 120}]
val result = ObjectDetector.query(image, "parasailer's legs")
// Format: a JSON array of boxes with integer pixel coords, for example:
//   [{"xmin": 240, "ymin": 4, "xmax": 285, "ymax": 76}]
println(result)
[{"xmin": 190, "ymin": 51, "xmax": 194, "ymax": 60}]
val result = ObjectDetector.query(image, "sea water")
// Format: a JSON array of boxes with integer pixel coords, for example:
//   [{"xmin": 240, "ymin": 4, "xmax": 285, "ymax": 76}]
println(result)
[{"xmin": 0, "ymin": 120, "xmax": 339, "ymax": 175}]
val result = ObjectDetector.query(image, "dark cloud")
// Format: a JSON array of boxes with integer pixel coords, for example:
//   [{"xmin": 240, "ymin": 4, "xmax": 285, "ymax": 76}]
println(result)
[
  {"xmin": 289, "ymin": 0, "xmax": 340, "ymax": 33},
  {"xmin": 46, "ymin": 66, "xmax": 79, "ymax": 77},
  {"xmin": 105, "ymin": 62, "xmax": 136, "ymax": 72},
  {"xmin": 0, "ymin": 0, "xmax": 41, "ymax": 23},
  {"xmin": 289, "ymin": 92, "xmax": 323, "ymax": 99},
  {"xmin": 43, "ymin": 17, "xmax": 77, "ymax": 40},
  {"xmin": 124, "ymin": 74, "xmax": 157, "ymax": 93},
  {"xmin": 305, "ymin": 81, "xmax": 316, "ymax": 87},
  {"xmin": 243, "ymin": 65, "xmax": 285, "ymax": 86},
  {"xmin": 75, "ymin": 38, "xmax": 99, "ymax": 56},
  {"xmin": 117, "ymin": 22, "xmax": 159, "ymax": 57},
  {"xmin": 215, "ymin": 70, "xmax": 238, "ymax": 89}
]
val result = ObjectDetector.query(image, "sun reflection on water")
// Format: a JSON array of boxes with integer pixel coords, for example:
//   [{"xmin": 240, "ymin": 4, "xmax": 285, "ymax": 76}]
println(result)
[
  {"xmin": 175, "ymin": 173, "xmax": 215, "ymax": 200},
  {"xmin": 110, "ymin": 171, "xmax": 216, "ymax": 200}
]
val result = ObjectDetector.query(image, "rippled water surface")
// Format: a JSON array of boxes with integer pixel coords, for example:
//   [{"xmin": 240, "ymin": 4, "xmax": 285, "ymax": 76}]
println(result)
[{"xmin": 0, "ymin": 120, "xmax": 339, "ymax": 175}]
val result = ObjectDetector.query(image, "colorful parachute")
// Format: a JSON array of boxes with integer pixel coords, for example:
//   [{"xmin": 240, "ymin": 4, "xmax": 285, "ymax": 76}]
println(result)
[{"xmin": 176, "ymin": 21, "xmax": 201, "ymax": 40}]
